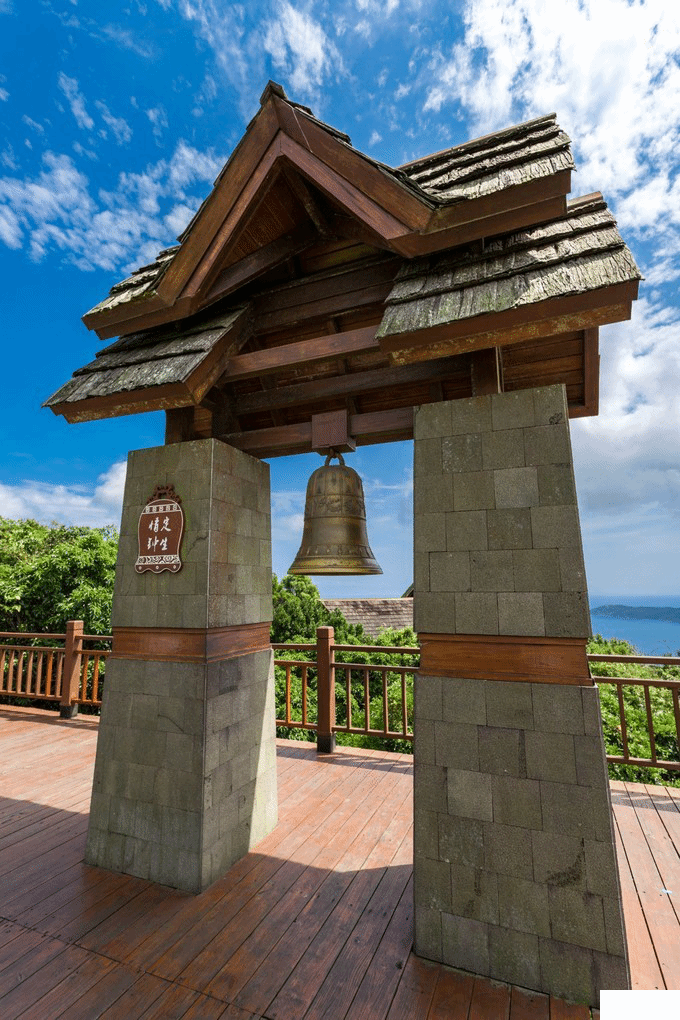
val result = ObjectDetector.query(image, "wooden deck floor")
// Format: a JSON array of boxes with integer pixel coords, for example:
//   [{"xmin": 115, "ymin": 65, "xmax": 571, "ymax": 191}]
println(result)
[{"xmin": 0, "ymin": 706, "xmax": 678, "ymax": 1020}]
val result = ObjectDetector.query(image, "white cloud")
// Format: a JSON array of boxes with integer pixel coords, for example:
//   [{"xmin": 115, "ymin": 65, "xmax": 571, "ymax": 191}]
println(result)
[
  {"xmin": 0, "ymin": 461, "xmax": 126, "ymax": 529},
  {"xmin": 0, "ymin": 88, "xmax": 8, "ymax": 102},
  {"xmin": 369, "ymin": 129, "xmax": 382, "ymax": 145},
  {"xmin": 95, "ymin": 101, "xmax": 133, "ymax": 145},
  {"xmin": 0, "ymin": 141, "xmax": 224, "ymax": 272},
  {"xmin": 146, "ymin": 105, "xmax": 168, "ymax": 139},
  {"xmin": 423, "ymin": 0, "xmax": 680, "ymax": 230},
  {"xmin": 22, "ymin": 115, "xmax": 45, "ymax": 134},
  {"xmin": 263, "ymin": 1, "xmax": 344, "ymax": 99},
  {"xmin": 101, "ymin": 23, "xmax": 155, "ymax": 59},
  {"xmin": 57, "ymin": 72, "xmax": 94, "ymax": 131}
]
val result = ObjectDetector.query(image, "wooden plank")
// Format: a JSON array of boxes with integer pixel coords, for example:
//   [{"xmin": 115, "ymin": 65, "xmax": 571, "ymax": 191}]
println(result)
[
  {"xmin": 610, "ymin": 784, "xmax": 679, "ymax": 986},
  {"xmin": 386, "ymin": 954, "xmax": 440, "ymax": 1020},
  {"xmin": 96, "ymin": 973, "xmax": 173, "ymax": 1020},
  {"xmin": 233, "ymin": 354, "xmax": 464, "ymax": 414},
  {"xmin": 509, "ymin": 984, "xmax": 550, "ymax": 1019},
  {"xmin": 625, "ymin": 783, "xmax": 680, "ymax": 926},
  {"xmin": 342, "ymin": 875, "xmax": 415, "ymax": 1020},
  {"xmin": 613, "ymin": 814, "xmax": 665, "ymax": 990},
  {"xmin": 427, "ymin": 967, "xmax": 475, "ymax": 1019},
  {"xmin": 468, "ymin": 977, "xmax": 511, "ymax": 1020},
  {"xmin": 222, "ymin": 325, "xmax": 379, "ymax": 381},
  {"xmin": 548, "ymin": 997, "xmax": 590, "ymax": 1019},
  {"xmin": 0, "ymin": 941, "xmax": 91, "ymax": 1016},
  {"xmin": 15, "ymin": 952, "xmax": 118, "ymax": 1020}
]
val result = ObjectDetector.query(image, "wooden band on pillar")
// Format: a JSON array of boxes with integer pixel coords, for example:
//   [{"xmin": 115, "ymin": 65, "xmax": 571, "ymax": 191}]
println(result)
[
  {"xmin": 419, "ymin": 633, "xmax": 592, "ymax": 685},
  {"xmin": 111, "ymin": 622, "xmax": 271, "ymax": 663}
]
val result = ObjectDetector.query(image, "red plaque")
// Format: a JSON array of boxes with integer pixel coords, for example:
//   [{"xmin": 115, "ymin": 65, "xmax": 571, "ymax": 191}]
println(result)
[{"xmin": 135, "ymin": 485, "xmax": 184, "ymax": 574}]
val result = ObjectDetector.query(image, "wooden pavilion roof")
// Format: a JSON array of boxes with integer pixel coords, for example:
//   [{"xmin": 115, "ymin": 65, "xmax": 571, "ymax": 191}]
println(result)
[{"xmin": 44, "ymin": 83, "xmax": 641, "ymax": 458}]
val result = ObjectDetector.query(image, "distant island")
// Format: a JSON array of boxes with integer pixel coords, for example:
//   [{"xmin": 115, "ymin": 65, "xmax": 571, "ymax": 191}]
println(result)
[{"xmin": 592, "ymin": 604, "xmax": 680, "ymax": 625}]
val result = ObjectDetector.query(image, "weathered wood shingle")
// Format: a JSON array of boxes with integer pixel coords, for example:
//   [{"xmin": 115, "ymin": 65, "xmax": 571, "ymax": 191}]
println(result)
[{"xmin": 376, "ymin": 195, "xmax": 641, "ymax": 342}]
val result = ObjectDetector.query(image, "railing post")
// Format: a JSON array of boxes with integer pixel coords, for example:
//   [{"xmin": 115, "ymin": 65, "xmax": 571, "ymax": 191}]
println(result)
[
  {"xmin": 316, "ymin": 626, "xmax": 335, "ymax": 753},
  {"xmin": 60, "ymin": 620, "xmax": 83, "ymax": 719}
]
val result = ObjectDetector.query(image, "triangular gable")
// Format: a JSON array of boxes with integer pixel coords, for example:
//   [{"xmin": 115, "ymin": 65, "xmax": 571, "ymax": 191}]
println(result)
[{"xmin": 83, "ymin": 83, "xmax": 574, "ymax": 342}]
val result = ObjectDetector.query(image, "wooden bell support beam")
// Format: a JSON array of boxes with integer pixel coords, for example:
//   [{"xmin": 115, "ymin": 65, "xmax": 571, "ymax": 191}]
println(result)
[
  {"xmin": 311, "ymin": 409, "xmax": 356, "ymax": 454},
  {"xmin": 470, "ymin": 346, "xmax": 504, "ymax": 396}
]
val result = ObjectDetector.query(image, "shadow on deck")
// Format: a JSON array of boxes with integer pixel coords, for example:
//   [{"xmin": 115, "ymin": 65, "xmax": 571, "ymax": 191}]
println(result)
[{"xmin": 0, "ymin": 705, "xmax": 678, "ymax": 1019}]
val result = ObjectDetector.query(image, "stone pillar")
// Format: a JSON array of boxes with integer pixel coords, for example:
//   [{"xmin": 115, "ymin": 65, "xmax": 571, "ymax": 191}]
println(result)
[
  {"xmin": 86, "ymin": 439, "xmax": 277, "ymax": 893},
  {"xmin": 412, "ymin": 385, "xmax": 628, "ymax": 1007}
]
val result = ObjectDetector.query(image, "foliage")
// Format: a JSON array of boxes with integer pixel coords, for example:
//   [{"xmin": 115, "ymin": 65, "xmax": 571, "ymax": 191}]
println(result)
[
  {"xmin": 272, "ymin": 574, "xmax": 418, "ymax": 752},
  {"xmin": 0, "ymin": 518, "xmax": 118, "ymax": 635},
  {"xmin": 588, "ymin": 633, "xmax": 680, "ymax": 787}
]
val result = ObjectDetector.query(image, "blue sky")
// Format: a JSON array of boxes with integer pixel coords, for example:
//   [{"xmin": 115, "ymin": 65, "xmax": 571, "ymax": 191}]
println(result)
[{"xmin": 1, "ymin": 0, "xmax": 679, "ymax": 599}]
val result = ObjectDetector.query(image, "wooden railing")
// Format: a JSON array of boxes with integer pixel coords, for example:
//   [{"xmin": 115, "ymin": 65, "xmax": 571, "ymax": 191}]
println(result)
[
  {"xmin": 0, "ymin": 621, "xmax": 111, "ymax": 717},
  {"xmin": 589, "ymin": 653, "xmax": 680, "ymax": 772},
  {"xmin": 3, "ymin": 622, "xmax": 680, "ymax": 775},
  {"xmin": 274, "ymin": 626, "xmax": 418, "ymax": 751}
]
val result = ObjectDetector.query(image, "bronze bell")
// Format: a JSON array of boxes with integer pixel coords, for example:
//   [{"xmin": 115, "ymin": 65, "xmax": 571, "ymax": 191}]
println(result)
[{"xmin": 289, "ymin": 452, "xmax": 382, "ymax": 575}]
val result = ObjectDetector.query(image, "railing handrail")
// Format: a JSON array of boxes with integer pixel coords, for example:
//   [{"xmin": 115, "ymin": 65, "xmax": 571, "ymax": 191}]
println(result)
[{"xmin": 588, "ymin": 653, "xmax": 680, "ymax": 665}]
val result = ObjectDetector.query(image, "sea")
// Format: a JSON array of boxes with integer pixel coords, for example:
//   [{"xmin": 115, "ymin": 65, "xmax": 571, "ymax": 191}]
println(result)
[{"xmin": 589, "ymin": 595, "xmax": 680, "ymax": 656}]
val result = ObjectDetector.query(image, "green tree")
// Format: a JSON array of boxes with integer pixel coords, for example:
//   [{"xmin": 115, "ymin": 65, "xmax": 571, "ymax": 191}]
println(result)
[{"xmin": 0, "ymin": 518, "xmax": 118, "ymax": 635}]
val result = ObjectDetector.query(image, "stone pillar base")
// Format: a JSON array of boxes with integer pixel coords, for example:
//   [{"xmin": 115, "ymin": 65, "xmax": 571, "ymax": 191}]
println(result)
[
  {"xmin": 86, "ymin": 439, "xmax": 278, "ymax": 893},
  {"xmin": 413, "ymin": 674, "xmax": 629, "ymax": 1006}
]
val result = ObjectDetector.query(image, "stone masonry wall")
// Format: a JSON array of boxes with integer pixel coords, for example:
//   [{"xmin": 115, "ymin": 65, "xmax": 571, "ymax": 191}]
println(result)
[
  {"xmin": 412, "ymin": 387, "xmax": 629, "ymax": 1006},
  {"xmin": 86, "ymin": 439, "xmax": 278, "ymax": 892}
]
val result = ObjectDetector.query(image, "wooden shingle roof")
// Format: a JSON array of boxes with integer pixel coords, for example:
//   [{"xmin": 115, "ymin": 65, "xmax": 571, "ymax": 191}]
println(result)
[{"xmin": 44, "ymin": 84, "xmax": 640, "ymax": 451}]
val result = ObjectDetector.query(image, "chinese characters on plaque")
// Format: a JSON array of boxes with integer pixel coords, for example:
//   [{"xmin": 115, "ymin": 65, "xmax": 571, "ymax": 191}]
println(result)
[{"xmin": 135, "ymin": 484, "xmax": 184, "ymax": 573}]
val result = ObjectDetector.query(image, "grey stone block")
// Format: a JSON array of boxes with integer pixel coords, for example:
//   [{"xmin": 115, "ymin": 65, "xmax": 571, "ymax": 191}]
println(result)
[
  {"xmin": 548, "ymin": 886, "xmax": 607, "ymax": 952},
  {"xmin": 494, "ymin": 467, "xmax": 539, "ymax": 509},
  {"xmin": 512, "ymin": 548, "xmax": 561, "ymax": 592},
  {"xmin": 525, "ymin": 731, "xmax": 577, "ymax": 784},
  {"xmin": 491, "ymin": 389, "xmax": 536, "ymax": 431},
  {"xmin": 531, "ymin": 505, "xmax": 583, "ymax": 549},
  {"xmin": 478, "ymin": 726, "xmax": 524, "ymax": 778},
  {"xmin": 558, "ymin": 548, "xmax": 588, "ymax": 591},
  {"xmin": 414, "ymin": 808, "xmax": 439, "ymax": 861},
  {"xmin": 415, "ymin": 675, "xmax": 443, "ymax": 721},
  {"xmin": 438, "ymin": 815, "xmax": 485, "ymax": 868},
  {"xmin": 488, "ymin": 925, "xmax": 541, "ymax": 989},
  {"xmin": 483, "ymin": 822, "xmax": 534, "ymax": 880},
  {"xmin": 543, "ymin": 592, "xmax": 591, "ymax": 638},
  {"xmin": 447, "ymin": 769, "xmax": 493, "ymax": 821},
  {"xmin": 415, "ymin": 437, "xmax": 443, "ymax": 476},
  {"xmin": 414, "ymin": 906, "xmax": 443, "ymax": 962},
  {"xmin": 470, "ymin": 550, "xmax": 513, "ymax": 592},
  {"xmin": 537, "ymin": 464, "xmax": 577, "ymax": 506},
  {"xmin": 497, "ymin": 592, "xmax": 546, "ymax": 636},
  {"xmin": 497, "ymin": 874, "xmax": 550, "ymax": 937},
  {"xmin": 415, "ymin": 856, "xmax": 452, "ymax": 912},
  {"xmin": 415, "ymin": 512, "xmax": 447, "ymax": 552},
  {"xmin": 414, "ymin": 762, "xmax": 448, "ymax": 813},
  {"xmin": 532, "ymin": 830, "xmax": 586, "ymax": 888},
  {"xmin": 532, "ymin": 385, "xmax": 568, "ymax": 426},
  {"xmin": 414, "ymin": 591, "xmax": 455, "ymax": 633},
  {"xmin": 440, "ymin": 913, "xmax": 490, "ymax": 975},
  {"xmin": 442, "ymin": 676, "xmax": 487, "ymax": 726},
  {"xmin": 492, "ymin": 775, "xmax": 542, "ymax": 829},
  {"xmin": 487, "ymin": 509, "xmax": 532, "ymax": 550},
  {"xmin": 482, "ymin": 429, "xmax": 525, "ymax": 470},
  {"xmin": 523, "ymin": 425, "xmax": 571, "ymax": 467},
  {"xmin": 538, "ymin": 937, "xmax": 595, "ymax": 1005},
  {"xmin": 449, "ymin": 396, "xmax": 493, "ymax": 436},
  {"xmin": 415, "ymin": 473, "xmax": 453, "ymax": 514},
  {"xmin": 540, "ymin": 782, "xmax": 612, "ymax": 840},
  {"xmin": 434, "ymin": 721, "xmax": 479, "ymax": 770},
  {"xmin": 445, "ymin": 510, "xmax": 488, "ymax": 552},
  {"xmin": 415, "ymin": 552, "xmax": 430, "ymax": 592},
  {"xmin": 449, "ymin": 863, "xmax": 499, "ymax": 924},
  {"xmin": 593, "ymin": 950, "xmax": 630, "ymax": 994},
  {"xmin": 584, "ymin": 839, "xmax": 622, "ymax": 900},
  {"xmin": 532, "ymin": 683, "xmax": 584, "ymax": 736},
  {"xmin": 453, "ymin": 471, "xmax": 496, "ymax": 512},
  {"xmin": 442, "ymin": 434, "xmax": 483, "ymax": 473},
  {"xmin": 486, "ymin": 681, "xmax": 534, "ymax": 730},
  {"xmin": 574, "ymin": 733, "xmax": 609, "ymax": 788},
  {"xmin": 430, "ymin": 551, "xmax": 471, "ymax": 592},
  {"xmin": 602, "ymin": 898, "xmax": 627, "ymax": 957},
  {"xmin": 415, "ymin": 402, "xmax": 453, "ymax": 440},
  {"xmin": 454, "ymin": 592, "xmax": 499, "ymax": 635},
  {"xmin": 582, "ymin": 687, "xmax": 605, "ymax": 736}
]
